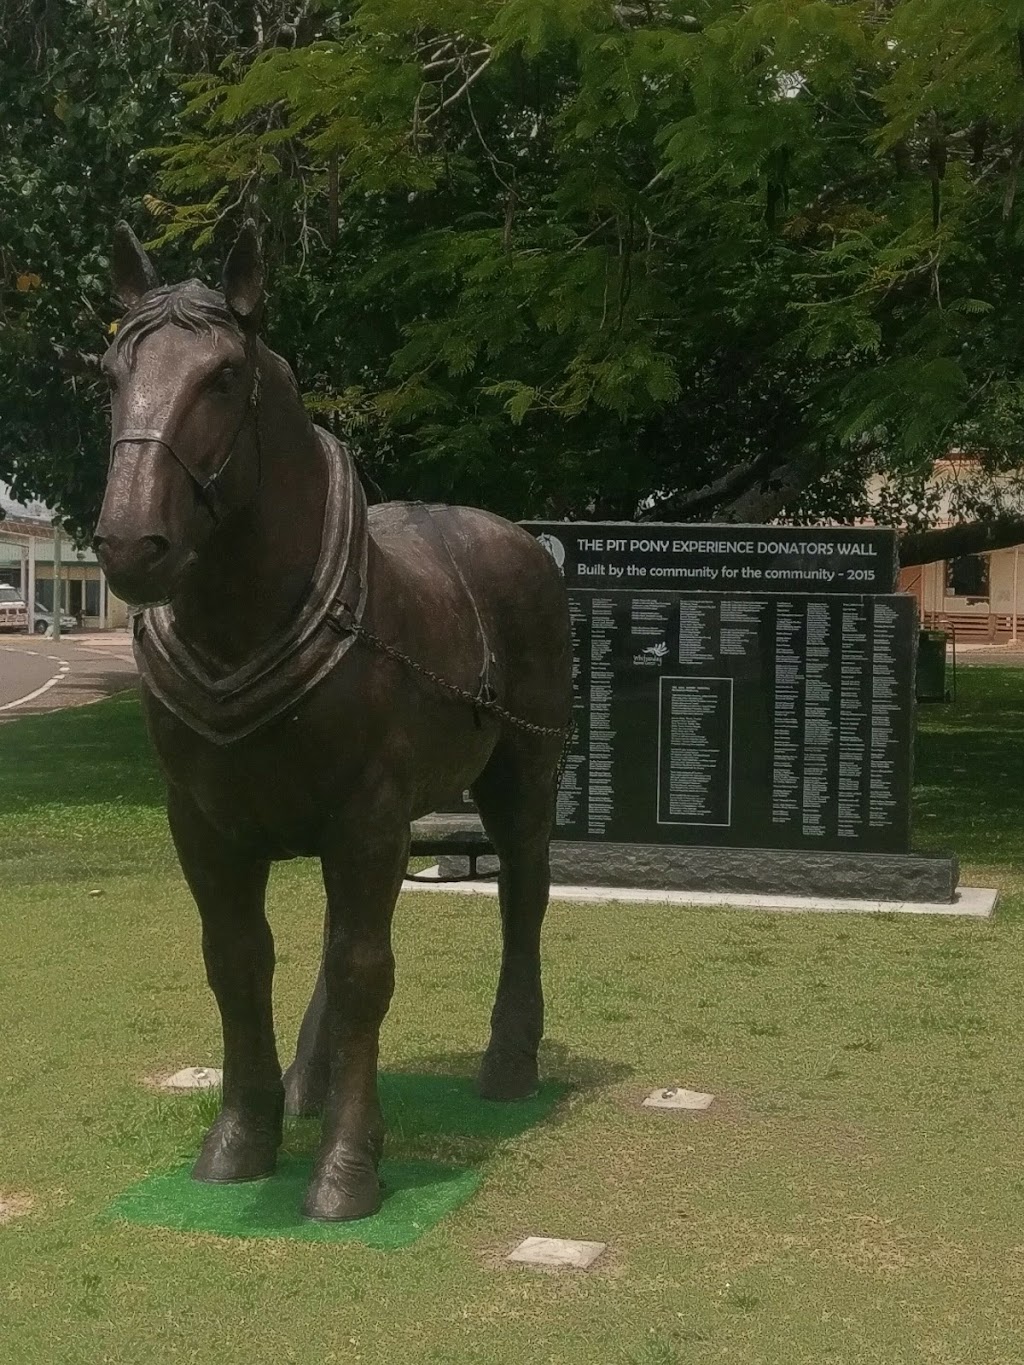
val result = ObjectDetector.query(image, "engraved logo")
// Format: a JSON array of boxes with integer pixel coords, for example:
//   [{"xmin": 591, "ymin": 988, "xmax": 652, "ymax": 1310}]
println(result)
[
  {"xmin": 633, "ymin": 641, "xmax": 668, "ymax": 666},
  {"xmin": 536, "ymin": 532, "xmax": 566, "ymax": 573}
]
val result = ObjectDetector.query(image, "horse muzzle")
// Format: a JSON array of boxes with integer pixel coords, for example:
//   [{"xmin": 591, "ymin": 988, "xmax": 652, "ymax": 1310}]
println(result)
[
  {"xmin": 93, "ymin": 532, "xmax": 186, "ymax": 608},
  {"xmin": 93, "ymin": 531, "xmax": 170, "ymax": 604},
  {"xmin": 95, "ymin": 437, "xmax": 200, "ymax": 606}
]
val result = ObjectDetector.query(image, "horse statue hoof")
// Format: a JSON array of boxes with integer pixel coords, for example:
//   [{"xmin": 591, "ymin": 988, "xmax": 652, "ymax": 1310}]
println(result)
[
  {"xmin": 476, "ymin": 1049, "xmax": 540, "ymax": 1102},
  {"xmin": 303, "ymin": 1156, "xmax": 381, "ymax": 1221},
  {"xmin": 192, "ymin": 1113, "xmax": 280, "ymax": 1183}
]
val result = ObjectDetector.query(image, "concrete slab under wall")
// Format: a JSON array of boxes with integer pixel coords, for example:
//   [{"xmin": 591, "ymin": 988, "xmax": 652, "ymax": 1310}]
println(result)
[
  {"xmin": 437, "ymin": 841, "xmax": 960, "ymax": 904},
  {"xmin": 403, "ymin": 869, "xmax": 997, "ymax": 919}
]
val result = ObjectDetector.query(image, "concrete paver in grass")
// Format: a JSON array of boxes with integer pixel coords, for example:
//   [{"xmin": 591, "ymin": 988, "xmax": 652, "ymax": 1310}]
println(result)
[
  {"xmin": 160, "ymin": 1066, "xmax": 223, "ymax": 1091},
  {"xmin": 507, "ymin": 1236, "xmax": 607, "ymax": 1269},
  {"xmin": 642, "ymin": 1086, "xmax": 714, "ymax": 1111}
]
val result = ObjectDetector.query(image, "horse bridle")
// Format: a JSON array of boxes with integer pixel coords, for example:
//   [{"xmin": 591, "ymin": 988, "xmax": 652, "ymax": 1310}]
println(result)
[{"xmin": 109, "ymin": 348, "xmax": 262, "ymax": 524}]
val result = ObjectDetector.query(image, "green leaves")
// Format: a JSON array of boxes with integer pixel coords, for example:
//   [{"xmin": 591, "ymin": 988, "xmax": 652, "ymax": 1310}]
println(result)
[{"xmin": 8, "ymin": 0, "xmax": 1024, "ymax": 531}]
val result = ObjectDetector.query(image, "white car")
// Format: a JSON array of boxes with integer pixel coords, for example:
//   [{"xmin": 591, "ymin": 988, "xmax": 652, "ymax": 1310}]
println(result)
[
  {"xmin": 32, "ymin": 602, "xmax": 76, "ymax": 635},
  {"xmin": 0, "ymin": 583, "xmax": 28, "ymax": 632}
]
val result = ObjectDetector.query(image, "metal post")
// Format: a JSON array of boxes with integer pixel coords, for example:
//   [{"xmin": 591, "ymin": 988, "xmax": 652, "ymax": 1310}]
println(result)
[
  {"xmin": 1014, "ymin": 548, "xmax": 1020, "ymax": 646},
  {"xmin": 26, "ymin": 536, "xmax": 36, "ymax": 634},
  {"xmin": 51, "ymin": 523, "xmax": 61, "ymax": 643}
]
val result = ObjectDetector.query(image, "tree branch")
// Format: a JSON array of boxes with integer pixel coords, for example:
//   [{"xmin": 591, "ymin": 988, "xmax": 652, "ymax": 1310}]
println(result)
[
  {"xmin": 52, "ymin": 343, "xmax": 101, "ymax": 378},
  {"xmin": 899, "ymin": 516, "xmax": 1024, "ymax": 566},
  {"xmin": 715, "ymin": 459, "xmax": 811, "ymax": 524},
  {"xmin": 640, "ymin": 452, "xmax": 777, "ymax": 521},
  {"xmin": 424, "ymin": 54, "xmax": 493, "ymax": 123}
]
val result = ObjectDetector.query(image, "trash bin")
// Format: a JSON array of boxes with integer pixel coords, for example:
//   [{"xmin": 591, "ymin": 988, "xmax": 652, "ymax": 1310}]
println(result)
[{"xmin": 917, "ymin": 629, "xmax": 948, "ymax": 703}]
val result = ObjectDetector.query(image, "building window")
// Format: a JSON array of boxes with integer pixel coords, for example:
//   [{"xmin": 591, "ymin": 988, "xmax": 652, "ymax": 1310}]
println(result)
[{"xmin": 946, "ymin": 554, "xmax": 989, "ymax": 600}]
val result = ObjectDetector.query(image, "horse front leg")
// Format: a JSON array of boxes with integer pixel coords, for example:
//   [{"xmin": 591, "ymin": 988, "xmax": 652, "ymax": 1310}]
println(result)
[
  {"xmin": 168, "ymin": 790, "xmax": 283, "ymax": 1182},
  {"xmin": 303, "ymin": 811, "xmax": 409, "ymax": 1221}
]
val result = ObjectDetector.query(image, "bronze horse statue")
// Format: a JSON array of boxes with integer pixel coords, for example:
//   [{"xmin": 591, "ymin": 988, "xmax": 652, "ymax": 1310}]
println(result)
[{"xmin": 94, "ymin": 223, "xmax": 572, "ymax": 1220}]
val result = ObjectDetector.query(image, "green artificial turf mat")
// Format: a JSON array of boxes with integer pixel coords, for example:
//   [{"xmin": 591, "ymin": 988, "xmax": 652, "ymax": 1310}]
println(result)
[
  {"xmin": 106, "ymin": 1155, "xmax": 480, "ymax": 1248},
  {"xmin": 106, "ymin": 1073, "xmax": 566, "ymax": 1247}
]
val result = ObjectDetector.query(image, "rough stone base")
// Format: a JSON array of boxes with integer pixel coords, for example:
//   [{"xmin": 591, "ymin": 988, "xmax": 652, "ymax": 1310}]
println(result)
[{"xmin": 438, "ymin": 841, "xmax": 960, "ymax": 905}]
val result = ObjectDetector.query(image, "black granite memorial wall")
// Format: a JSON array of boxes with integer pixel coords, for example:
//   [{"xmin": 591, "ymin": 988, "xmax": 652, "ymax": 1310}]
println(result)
[
  {"xmin": 437, "ymin": 523, "xmax": 957, "ymax": 900},
  {"xmin": 550, "ymin": 587, "xmax": 915, "ymax": 853},
  {"xmin": 521, "ymin": 522, "xmax": 917, "ymax": 857},
  {"xmin": 529, "ymin": 523, "xmax": 898, "ymax": 595}
]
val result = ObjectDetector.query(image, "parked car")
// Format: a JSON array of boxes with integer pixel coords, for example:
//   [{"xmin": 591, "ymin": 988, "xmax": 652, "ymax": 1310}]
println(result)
[
  {"xmin": 0, "ymin": 583, "xmax": 28, "ymax": 632},
  {"xmin": 32, "ymin": 602, "xmax": 76, "ymax": 635}
]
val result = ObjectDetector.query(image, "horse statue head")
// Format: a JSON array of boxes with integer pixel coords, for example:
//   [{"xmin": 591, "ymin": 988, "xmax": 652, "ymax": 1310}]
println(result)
[{"xmin": 94, "ymin": 222, "xmax": 267, "ymax": 607}]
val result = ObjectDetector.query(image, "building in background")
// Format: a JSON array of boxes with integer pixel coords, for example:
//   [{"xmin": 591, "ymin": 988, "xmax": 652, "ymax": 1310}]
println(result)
[
  {"xmin": 899, "ymin": 550, "xmax": 1024, "ymax": 644},
  {"xmin": 0, "ymin": 483, "xmax": 129, "ymax": 630},
  {"xmin": 889, "ymin": 458, "xmax": 1024, "ymax": 644}
]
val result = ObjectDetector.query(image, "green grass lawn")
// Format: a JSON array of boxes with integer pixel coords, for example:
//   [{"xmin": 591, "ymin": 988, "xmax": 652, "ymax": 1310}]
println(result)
[{"xmin": 3, "ymin": 675, "xmax": 1024, "ymax": 1364}]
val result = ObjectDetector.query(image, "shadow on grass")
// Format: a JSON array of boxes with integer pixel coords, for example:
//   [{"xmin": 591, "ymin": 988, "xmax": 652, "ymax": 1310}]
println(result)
[
  {"xmin": 174, "ymin": 1068, "xmax": 575, "ymax": 1167},
  {"xmin": 0, "ymin": 691, "xmax": 162, "ymax": 814},
  {"xmin": 915, "ymin": 668, "xmax": 1024, "ymax": 865},
  {"xmin": 400, "ymin": 1040, "xmax": 633, "ymax": 1094}
]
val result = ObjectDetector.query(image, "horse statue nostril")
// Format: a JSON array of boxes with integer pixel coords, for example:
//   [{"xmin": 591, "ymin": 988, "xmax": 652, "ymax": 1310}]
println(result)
[{"xmin": 141, "ymin": 535, "xmax": 170, "ymax": 566}]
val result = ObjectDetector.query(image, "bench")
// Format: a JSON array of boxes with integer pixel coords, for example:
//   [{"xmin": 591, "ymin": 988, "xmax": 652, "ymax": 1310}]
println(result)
[{"xmin": 408, "ymin": 812, "xmax": 494, "ymax": 880}]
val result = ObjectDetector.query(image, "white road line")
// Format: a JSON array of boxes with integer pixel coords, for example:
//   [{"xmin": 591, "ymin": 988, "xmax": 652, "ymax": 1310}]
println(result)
[{"xmin": 0, "ymin": 659, "xmax": 70, "ymax": 712}]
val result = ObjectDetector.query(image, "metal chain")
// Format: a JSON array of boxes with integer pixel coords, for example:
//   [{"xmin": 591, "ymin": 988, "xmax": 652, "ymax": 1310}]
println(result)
[
  {"xmin": 554, "ymin": 715, "xmax": 577, "ymax": 794},
  {"xmin": 347, "ymin": 621, "xmax": 569, "ymax": 739}
]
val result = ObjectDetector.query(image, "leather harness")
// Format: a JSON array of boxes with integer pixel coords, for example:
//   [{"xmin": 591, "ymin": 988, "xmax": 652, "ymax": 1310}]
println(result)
[
  {"xmin": 125, "ymin": 348, "xmax": 564, "ymax": 745},
  {"xmin": 132, "ymin": 426, "xmax": 370, "ymax": 744}
]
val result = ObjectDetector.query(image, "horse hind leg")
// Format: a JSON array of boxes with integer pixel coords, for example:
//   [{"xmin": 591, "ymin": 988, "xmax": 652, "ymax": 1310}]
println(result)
[
  {"xmin": 471, "ymin": 739, "xmax": 559, "ymax": 1101},
  {"xmin": 283, "ymin": 906, "xmax": 330, "ymax": 1118}
]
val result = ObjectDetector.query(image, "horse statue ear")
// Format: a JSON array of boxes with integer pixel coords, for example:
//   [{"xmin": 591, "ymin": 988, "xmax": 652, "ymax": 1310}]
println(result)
[
  {"xmin": 111, "ymin": 222, "xmax": 160, "ymax": 309},
  {"xmin": 221, "ymin": 220, "xmax": 264, "ymax": 328}
]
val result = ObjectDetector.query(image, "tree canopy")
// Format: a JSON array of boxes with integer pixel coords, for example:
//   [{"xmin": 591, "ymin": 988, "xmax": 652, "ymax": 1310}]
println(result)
[{"xmin": 5, "ymin": 1, "xmax": 1024, "ymax": 554}]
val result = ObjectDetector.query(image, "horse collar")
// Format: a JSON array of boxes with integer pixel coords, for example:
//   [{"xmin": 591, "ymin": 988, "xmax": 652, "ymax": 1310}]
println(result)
[{"xmin": 132, "ymin": 428, "xmax": 369, "ymax": 744}]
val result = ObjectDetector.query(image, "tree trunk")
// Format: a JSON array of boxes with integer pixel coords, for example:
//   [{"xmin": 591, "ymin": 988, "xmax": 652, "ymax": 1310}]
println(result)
[{"xmin": 898, "ymin": 516, "xmax": 1024, "ymax": 566}]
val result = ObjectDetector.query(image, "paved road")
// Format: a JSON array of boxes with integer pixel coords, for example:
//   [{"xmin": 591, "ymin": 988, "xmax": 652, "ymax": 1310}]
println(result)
[
  {"xmin": 0, "ymin": 633, "xmax": 136, "ymax": 717},
  {"xmin": 0, "ymin": 643, "xmax": 68, "ymax": 710}
]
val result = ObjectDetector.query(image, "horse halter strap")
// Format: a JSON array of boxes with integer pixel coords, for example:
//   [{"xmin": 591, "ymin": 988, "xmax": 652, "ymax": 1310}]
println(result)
[{"xmin": 110, "ymin": 352, "xmax": 261, "ymax": 523}]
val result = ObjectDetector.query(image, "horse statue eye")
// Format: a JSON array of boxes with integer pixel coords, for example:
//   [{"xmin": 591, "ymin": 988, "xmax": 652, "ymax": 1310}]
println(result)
[{"xmin": 214, "ymin": 366, "xmax": 237, "ymax": 392}]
